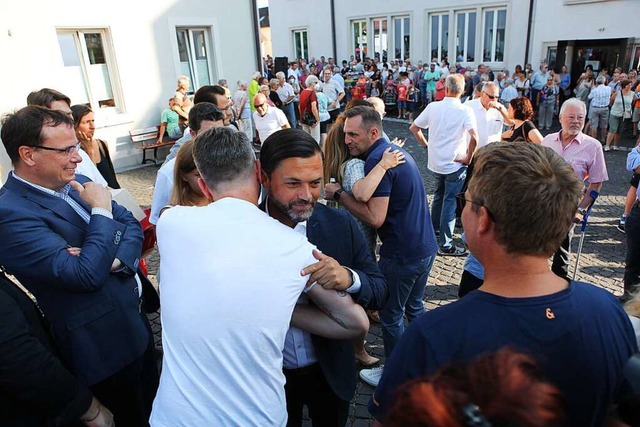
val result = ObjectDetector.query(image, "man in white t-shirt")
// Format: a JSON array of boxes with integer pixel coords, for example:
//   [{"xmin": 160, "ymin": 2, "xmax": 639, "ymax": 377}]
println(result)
[
  {"xmin": 150, "ymin": 127, "xmax": 367, "ymax": 427},
  {"xmin": 466, "ymin": 81, "xmax": 512, "ymax": 148},
  {"xmin": 253, "ymin": 93, "xmax": 290, "ymax": 144},
  {"xmin": 410, "ymin": 74, "xmax": 478, "ymax": 256}
]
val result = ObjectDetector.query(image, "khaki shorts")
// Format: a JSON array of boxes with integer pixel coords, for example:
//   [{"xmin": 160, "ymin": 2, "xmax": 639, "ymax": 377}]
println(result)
[{"xmin": 589, "ymin": 106, "xmax": 609, "ymax": 129}]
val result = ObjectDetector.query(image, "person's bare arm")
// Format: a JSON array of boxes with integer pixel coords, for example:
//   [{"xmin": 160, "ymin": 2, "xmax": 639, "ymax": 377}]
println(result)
[
  {"xmin": 330, "ymin": 191, "xmax": 389, "ymax": 229},
  {"xmin": 157, "ymin": 122, "xmax": 167, "ymax": 145},
  {"xmin": 351, "ymin": 148, "xmax": 405, "ymax": 202},
  {"xmin": 172, "ymin": 95, "xmax": 190, "ymax": 120},
  {"xmin": 292, "ymin": 286, "xmax": 369, "ymax": 339},
  {"xmin": 409, "ymin": 123, "xmax": 428, "ymax": 147},
  {"xmin": 311, "ymin": 101, "xmax": 320, "ymax": 126},
  {"xmin": 528, "ymin": 128, "xmax": 544, "ymax": 144},
  {"xmin": 456, "ymin": 128, "xmax": 478, "ymax": 165}
]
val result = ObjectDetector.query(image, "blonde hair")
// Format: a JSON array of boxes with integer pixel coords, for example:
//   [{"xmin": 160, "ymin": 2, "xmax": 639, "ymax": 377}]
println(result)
[
  {"xmin": 170, "ymin": 141, "xmax": 205, "ymax": 207},
  {"xmin": 625, "ymin": 292, "xmax": 640, "ymax": 317},
  {"xmin": 322, "ymin": 115, "xmax": 349, "ymax": 183}
]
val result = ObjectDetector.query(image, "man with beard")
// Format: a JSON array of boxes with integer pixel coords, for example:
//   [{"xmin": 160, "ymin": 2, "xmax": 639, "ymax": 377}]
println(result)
[
  {"xmin": 260, "ymin": 128, "xmax": 387, "ymax": 426},
  {"xmin": 542, "ymin": 98, "xmax": 608, "ymax": 279}
]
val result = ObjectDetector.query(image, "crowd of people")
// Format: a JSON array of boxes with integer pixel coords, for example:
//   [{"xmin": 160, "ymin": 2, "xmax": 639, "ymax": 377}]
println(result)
[{"xmin": 0, "ymin": 53, "xmax": 639, "ymax": 427}]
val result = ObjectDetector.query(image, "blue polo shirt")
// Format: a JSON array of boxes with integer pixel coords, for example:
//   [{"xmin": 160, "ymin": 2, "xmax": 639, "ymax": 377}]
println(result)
[{"xmin": 364, "ymin": 138, "xmax": 437, "ymax": 262}]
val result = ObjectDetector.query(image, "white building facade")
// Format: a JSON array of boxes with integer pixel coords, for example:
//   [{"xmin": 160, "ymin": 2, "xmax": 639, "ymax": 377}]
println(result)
[
  {"xmin": 0, "ymin": 0, "xmax": 260, "ymax": 180},
  {"xmin": 269, "ymin": 0, "xmax": 640, "ymax": 76}
]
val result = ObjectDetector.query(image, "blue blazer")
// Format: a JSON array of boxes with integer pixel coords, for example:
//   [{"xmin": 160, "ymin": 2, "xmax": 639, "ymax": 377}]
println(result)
[
  {"xmin": 306, "ymin": 203, "xmax": 388, "ymax": 401},
  {"xmin": 0, "ymin": 174, "xmax": 153, "ymax": 386},
  {"xmin": 261, "ymin": 201, "xmax": 388, "ymax": 401}
]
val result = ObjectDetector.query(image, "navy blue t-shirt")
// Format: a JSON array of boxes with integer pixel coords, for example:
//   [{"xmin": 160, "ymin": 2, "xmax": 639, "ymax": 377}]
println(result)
[
  {"xmin": 364, "ymin": 138, "xmax": 437, "ymax": 262},
  {"xmin": 369, "ymin": 282, "xmax": 638, "ymax": 427}
]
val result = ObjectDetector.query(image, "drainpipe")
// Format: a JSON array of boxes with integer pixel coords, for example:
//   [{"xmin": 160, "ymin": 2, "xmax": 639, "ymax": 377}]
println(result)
[
  {"xmin": 330, "ymin": 0, "xmax": 337, "ymax": 61},
  {"xmin": 524, "ymin": 0, "xmax": 535, "ymax": 66},
  {"xmin": 251, "ymin": 0, "xmax": 262, "ymax": 72}
]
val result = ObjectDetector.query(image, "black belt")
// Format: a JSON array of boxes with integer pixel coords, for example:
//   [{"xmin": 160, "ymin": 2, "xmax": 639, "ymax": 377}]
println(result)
[
  {"xmin": 283, "ymin": 362, "xmax": 320, "ymax": 375},
  {"xmin": 592, "ymin": 105, "xmax": 608, "ymax": 108}
]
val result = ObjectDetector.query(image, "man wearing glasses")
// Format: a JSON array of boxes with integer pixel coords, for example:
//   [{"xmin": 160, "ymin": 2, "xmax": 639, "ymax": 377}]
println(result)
[
  {"xmin": 0, "ymin": 106, "xmax": 159, "ymax": 425},
  {"xmin": 465, "ymin": 81, "xmax": 513, "ymax": 148},
  {"xmin": 369, "ymin": 142, "xmax": 636, "ymax": 427},
  {"xmin": 410, "ymin": 74, "xmax": 479, "ymax": 257},
  {"xmin": 26, "ymin": 88, "xmax": 108, "ymax": 187},
  {"xmin": 542, "ymin": 98, "xmax": 608, "ymax": 279},
  {"xmin": 252, "ymin": 92, "xmax": 290, "ymax": 145}
]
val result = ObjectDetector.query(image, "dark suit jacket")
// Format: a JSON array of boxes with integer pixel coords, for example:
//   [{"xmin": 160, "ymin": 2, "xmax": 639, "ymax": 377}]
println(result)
[
  {"xmin": 0, "ymin": 174, "xmax": 155, "ymax": 386},
  {"xmin": 262, "ymin": 201, "xmax": 387, "ymax": 401},
  {"xmin": 0, "ymin": 272, "xmax": 92, "ymax": 426}
]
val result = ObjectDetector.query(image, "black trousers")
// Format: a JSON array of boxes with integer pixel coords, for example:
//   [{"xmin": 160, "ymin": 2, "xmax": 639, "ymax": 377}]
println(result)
[
  {"xmin": 625, "ymin": 203, "xmax": 640, "ymax": 296},
  {"xmin": 284, "ymin": 363, "xmax": 349, "ymax": 427},
  {"xmin": 90, "ymin": 316, "xmax": 159, "ymax": 427},
  {"xmin": 458, "ymin": 270, "xmax": 484, "ymax": 298}
]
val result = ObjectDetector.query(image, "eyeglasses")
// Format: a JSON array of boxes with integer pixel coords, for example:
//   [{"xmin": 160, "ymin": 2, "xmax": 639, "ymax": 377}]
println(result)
[
  {"xmin": 482, "ymin": 91, "xmax": 498, "ymax": 100},
  {"xmin": 456, "ymin": 193, "xmax": 496, "ymax": 222},
  {"xmin": 30, "ymin": 142, "xmax": 81, "ymax": 157},
  {"xmin": 254, "ymin": 103, "xmax": 266, "ymax": 108}
]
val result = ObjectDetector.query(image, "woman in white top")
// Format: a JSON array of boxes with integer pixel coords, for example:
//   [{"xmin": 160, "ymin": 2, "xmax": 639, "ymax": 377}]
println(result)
[{"xmin": 605, "ymin": 79, "xmax": 634, "ymax": 151}]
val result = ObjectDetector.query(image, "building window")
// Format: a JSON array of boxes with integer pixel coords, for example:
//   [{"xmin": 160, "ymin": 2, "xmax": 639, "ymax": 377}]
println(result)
[
  {"xmin": 430, "ymin": 14, "xmax": 449, "ymax": 63},
  {"xmin": 292, "ymin": 29, "xmax": 308, "ymax": 61},
  {"xmin": 393, "ymin": 17, "xmax": 410, "ymax": 60},
  {"xmin": 176, "ymin": 28, "xmax": 212, "ymax": 89},
  {"xmin": 546, "ymin": 47, "xmax": 557, "ymax": 69},
  {"xmin": 56, "ymin": 29, "xmax": 121, "ymax": 111},
  {"xmin": 482, "ymin": 8, "xmax": 506, "ymax": 62},
  {"xmin": 455, "ymin": 11, "xmax": 476, "ymax": 63},
  {"xmin": 352, "ymin": 20, "xmax": 367, "ymax": 62},
  {"xmin": 372, "ymin": 18, "xmax": 388, "ymax": 63}
]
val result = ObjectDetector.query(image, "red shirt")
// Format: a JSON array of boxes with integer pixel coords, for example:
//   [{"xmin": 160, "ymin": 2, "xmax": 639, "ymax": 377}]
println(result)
[{"xmin": 397, "ymin": 84, "xmax": 407, "ymax": 101}]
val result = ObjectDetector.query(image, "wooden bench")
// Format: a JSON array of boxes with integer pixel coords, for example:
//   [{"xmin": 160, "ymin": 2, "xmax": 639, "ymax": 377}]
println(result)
[{"xmin": 129, "ymin": 126, "xmax": 179, "ymax": 165}]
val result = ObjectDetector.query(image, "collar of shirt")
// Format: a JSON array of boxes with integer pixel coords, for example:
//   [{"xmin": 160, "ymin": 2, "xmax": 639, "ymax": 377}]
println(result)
[
  {"xmin": 12, "ymin": 171, "xmax": 67, "ymax": 196},
  {"xmin": 556, "ymin": 131, "xmax": 584, "ymax": 146},
  {"xmin": 264, "ymin": 196, "xmax": 308, "ymax": 235}
]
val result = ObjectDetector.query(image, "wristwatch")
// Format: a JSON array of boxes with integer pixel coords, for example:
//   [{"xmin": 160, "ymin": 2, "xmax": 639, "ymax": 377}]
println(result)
[
  {"xmin": 334, "ymin": 188, "xmax": 344, "ymax": 202},
  {"xmin": 577, "ymin": 207, "xmax": 587, "ymax": 216}
]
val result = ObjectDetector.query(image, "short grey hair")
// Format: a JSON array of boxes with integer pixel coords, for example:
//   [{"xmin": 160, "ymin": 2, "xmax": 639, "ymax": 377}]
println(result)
[
  {"xmin": 445, "ymin": 74, "xmax": 465, "ymax": 96},
  {"xmin": 275, "ymin": 71, "xmax": 286, "ymax": 80},
  {"xmin": 306, "ymin": 75, "xmax": 319, "ymax": 86},
  {"xmin": 559, "ymin": 98, "xmax": 586, "ymax": 117},
  {"xmin": 596, "ymin": 75, "xmax": 606, "ymax": 85},
  {"xmin": 192, "ymin": 127, "xmax": 256, "ymax": 193}
]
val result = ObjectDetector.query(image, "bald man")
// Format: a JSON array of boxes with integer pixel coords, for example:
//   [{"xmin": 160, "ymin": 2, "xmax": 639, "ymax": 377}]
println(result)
[{"xmin": 252, "ymin": 93, "xmax": 290, "ymax": 145}]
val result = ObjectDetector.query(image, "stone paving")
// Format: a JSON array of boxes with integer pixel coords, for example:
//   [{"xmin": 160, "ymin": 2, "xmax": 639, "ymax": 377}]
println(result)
[{"xmin": 118, "ymin": 119, "xmax": 635, "ymax": 426}]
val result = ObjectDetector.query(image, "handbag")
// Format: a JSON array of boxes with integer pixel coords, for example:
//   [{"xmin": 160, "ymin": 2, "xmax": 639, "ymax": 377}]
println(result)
[{"xmin": 300, "ymin": 90, "xmax": 317, "ymax": 126}]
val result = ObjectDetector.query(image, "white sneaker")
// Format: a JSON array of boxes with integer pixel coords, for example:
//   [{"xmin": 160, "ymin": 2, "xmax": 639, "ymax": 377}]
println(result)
[
  {"xmin": 604, "ymin": 145, "xmax": 610, "ymax": 152},
  {"xmin": 359, "ymin": 365, "xmax": 384, "ymax": 387},
  {"xmin": 612, "ymin": 145, "xmax": 619, "ymax": 151}
]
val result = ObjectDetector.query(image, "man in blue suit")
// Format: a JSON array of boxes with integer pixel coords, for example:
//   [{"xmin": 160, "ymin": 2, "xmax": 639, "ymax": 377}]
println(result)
[
  {"xmin": 0, "ymin": 106, "xmax": 159, "ymax": 426},
  {"xmin": 260, "ymin": 128, "xmax": 387, "ymax": 426}
]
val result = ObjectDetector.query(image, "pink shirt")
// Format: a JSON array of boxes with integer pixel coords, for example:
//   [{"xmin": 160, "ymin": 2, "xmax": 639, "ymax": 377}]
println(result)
[{"xmin": 542, "ymin": 131, "xmax": 608, "ymax": 183}]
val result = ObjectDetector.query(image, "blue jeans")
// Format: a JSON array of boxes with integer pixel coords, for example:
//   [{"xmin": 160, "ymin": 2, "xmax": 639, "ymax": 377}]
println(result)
[
  {"xmin": 431, "ymin": 167, "xmax": 467, "ymax": 249},
  {"xmin": 379, "ymin": 255, "xmax": 435, "ymax": 357},
  {"xmin": 282, "ymin": 101, "xmax": 297, "ymax": 128}
]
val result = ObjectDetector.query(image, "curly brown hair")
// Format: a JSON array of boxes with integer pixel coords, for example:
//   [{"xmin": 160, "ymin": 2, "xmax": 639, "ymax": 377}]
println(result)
[{"xmin": 509, "ymin": 97, "xmax": 535, "ymax": 121}]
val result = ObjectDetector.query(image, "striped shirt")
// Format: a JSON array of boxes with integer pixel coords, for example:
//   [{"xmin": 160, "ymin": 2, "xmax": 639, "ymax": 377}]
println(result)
[
  {"xmin": 588, "ymin": 84, "xmax": 612, "ymax": 108},
  {"xmin": 542, "ymin": 132, "xmax": 609, "ymax": 183}
]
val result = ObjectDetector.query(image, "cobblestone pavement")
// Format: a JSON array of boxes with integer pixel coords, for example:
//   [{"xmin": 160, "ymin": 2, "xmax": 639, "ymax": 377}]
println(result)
[{"xmin": 118, "ymin": 118, "xmax": 635, "ymax": 426}]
